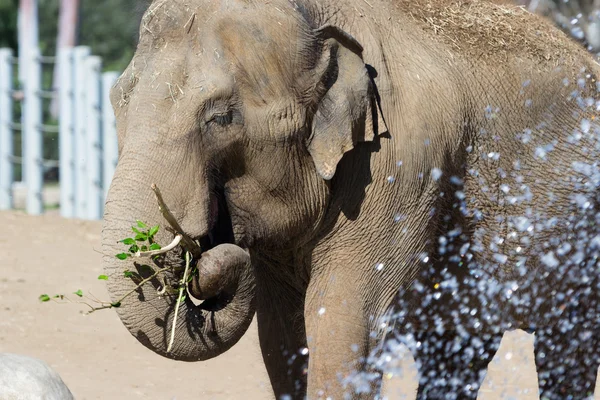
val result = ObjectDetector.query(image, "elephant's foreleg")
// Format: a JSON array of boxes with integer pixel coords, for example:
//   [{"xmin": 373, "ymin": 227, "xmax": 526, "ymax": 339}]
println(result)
[
  {"xmin": 534, "ymin": 326, "xmax": 599, "ymax": 400},
  {"xmin": 304, "ymin": 274, "xmax": 381, "ymax": 399},
  {"xmin": 413, "ymin": 330, "xmax": 502, "ymax": 400},
  {"xmin": 256, "ymin": 286, "xmax": 308, "ymax": 399}
]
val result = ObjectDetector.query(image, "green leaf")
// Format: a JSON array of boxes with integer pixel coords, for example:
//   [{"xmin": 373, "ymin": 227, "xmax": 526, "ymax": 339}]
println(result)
[
  {"xmin": 73, "ymin": 290, "xmax": 83, "ymax": 297},
  {"xmin": 128, "ymin": 244, "xmax": 139, "ymax": 254},
  {"xmin": 179, "ymin": 294, "xmax": 187, "ymax": 302},
  {"xmin": 123, "ymin": 270, "xmax": 134, "ymax": 278},
  {"xmin": 136, "ymin": 220, "xmax": 147, "ymax": 229},
  {"xmin": 149, "ymin": 243, "xmax": 161, "ymax": 251},
  {"xmin": 141, "ymin": 245, "xmax": 148, "ymax": 252},
  {"xmin": 131, "ymin": 227, "xmax": 142, "ymax": 235},
  {"xmin": 39, "ymin": 294, "xmax": 50, "ymax": 302},
  {"xmin": 148, "ymin": 225, "xmax": 159, "ymax": 238},
  {"xmin": 120, "ymin": 238, "xmax": 135, "ymax": 245},
  {"xmin": 135, "ymin": 233, "xmax": 148, "ymax": 242},
  {"xmin": 111, "ymin": 302, "xmax": 122, "ymax": 308},
  {"xmin": 98, "ymin": 275, "xmax": 109, "ymax": 281},
  {"xmin": 116, "ymin": 253, "xmax": 129, "ymax": 260}
]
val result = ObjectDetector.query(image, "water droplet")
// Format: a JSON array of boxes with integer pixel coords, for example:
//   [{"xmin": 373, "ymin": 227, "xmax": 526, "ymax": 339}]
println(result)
[
  {"xmin": 541, "ymin": 252, "xmax": 559, "ymax": 268},
  {"xmin": 581, "ymin": 118, "xmax": 591, "ymax": 133},
  {"xmin": 493, "ymin": 253, "xmax": 508, "ymax": 264},
  {"xmin": 393, "ymin": 213, "xmax": 405, "ymax": 223},
  {"xmin": 431, "ymin": 168, "xmax": 442, "ymax": 181},
  {"xmin": 375, "ymin": 263, "xmax": 384, "ymax": 271},
  {"xmin": 318, "ymin": 307, "xmax": 326, "ymax": 316},
  {"xmin": 487, "ymin": 151, "xmax": 500, "ymax": 160},
  {"xmin": 534, "ymin": 147, "xmax": 547, "ymax": 160}
]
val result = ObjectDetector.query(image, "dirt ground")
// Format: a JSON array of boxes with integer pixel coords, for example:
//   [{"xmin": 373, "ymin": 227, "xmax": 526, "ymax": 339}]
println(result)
[{"xmin": 0, "ymin": 210, "xmax": 597, "ymax": 399}]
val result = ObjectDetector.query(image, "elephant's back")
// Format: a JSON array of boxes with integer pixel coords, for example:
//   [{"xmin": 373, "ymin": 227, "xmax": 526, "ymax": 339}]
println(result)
[{"xmin": 391, "ymin": 0, "xmax": 591, "ymax": 67}]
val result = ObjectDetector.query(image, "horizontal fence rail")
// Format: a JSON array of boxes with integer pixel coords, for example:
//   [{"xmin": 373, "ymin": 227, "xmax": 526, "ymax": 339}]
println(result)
[{"xmin": 0, "ymin": 46, "xmax": 120, "ymax": 220}]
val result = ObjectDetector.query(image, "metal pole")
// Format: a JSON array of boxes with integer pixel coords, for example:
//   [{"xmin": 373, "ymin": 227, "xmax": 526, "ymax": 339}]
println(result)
[
  {"xmin": 58, "ymin": 47, "xmax": 74, "ymax": 218},
  {"xmin": 72, "ymin": 46, "xmax": 90, "ymax": 219},
  {"xmin": 18, "ymin": 0, "xmax": 39, "ymax": 184},
  {"xmin": 51, "ymin": 0, "xmax": 80, "ymax": 119},
  {"xmin": 102, "ymin": 72, "xmax": 119, "ymax": 203},
  {"xmin": 24, "ymin": 48, "xmax": 43, "ymax": 215},
  {"xmin": 85, "ymin": 56, "xmax": 102, "ymax": 220},
  {"xmin": 0, "ymin": 49, "xmax": 14, "ymax": 210},
  {"xmin": 18, "ymin": 0, "xmax": 39, "ymax": 84}
]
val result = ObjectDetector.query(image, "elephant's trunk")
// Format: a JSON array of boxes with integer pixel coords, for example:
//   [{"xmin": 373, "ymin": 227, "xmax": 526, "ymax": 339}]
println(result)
[
  {"xmin": 189, "ymin": 244, "xmax": 251, "ymax": 301},
  {"xmin": 101, "ymin": 156, "xmax": 256, "ymax": 361}
]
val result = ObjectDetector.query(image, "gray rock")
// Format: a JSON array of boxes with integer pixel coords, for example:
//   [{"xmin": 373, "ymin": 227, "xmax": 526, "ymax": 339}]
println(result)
[{"xmin": 0, "ymin": 353, "xmax": 74, "ymax": 400}]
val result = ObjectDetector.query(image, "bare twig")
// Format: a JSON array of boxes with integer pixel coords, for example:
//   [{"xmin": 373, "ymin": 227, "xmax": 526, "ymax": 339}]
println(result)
[
  {"xmin": 167, "ymin": 251, "xmax": 192, "ymax": 353},
  {"xmin": 86, "ymin": 266, "xmax": 170, "ymax": 314},
  {"xmin": 135, "ymin": 234, "xmax": 182, "ymax": 258},
  {"xmin": 151, "ymin": 184, "xmax": 202, "ymax": 257}
]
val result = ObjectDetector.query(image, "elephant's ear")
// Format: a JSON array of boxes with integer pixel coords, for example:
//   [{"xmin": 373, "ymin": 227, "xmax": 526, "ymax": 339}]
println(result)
[{"xmin": 307, "ymin": 25, "xmax": 388, "ymax": 180}]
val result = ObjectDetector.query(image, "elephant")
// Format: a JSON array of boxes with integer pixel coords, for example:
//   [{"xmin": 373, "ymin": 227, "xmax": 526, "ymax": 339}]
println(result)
[
  {"xmin": 0, "ymin": 353, "xmax": 74, "ymax": 400},
  {"xmin": 101, "ymin": 0, "xmax": 600, "ymax": 398}
]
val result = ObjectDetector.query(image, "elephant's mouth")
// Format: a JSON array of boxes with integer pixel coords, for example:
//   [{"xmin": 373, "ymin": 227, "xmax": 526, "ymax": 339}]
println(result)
[
  {"xmin": 199, "ymin": 186, "xmax": 235, "ymax": 253},
  {"xmin": 187, "ymin": 186, "xmax": 239, "ymax": 312}
]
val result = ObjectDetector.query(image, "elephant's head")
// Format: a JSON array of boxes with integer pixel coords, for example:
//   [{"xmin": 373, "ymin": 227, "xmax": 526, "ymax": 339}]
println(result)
[{"xmin": 102, "ymin": 0, "xmax": 386, "ymax": 361}]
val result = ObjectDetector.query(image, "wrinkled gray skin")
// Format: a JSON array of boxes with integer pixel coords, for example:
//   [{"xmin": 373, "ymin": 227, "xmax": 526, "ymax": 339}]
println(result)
[
  {"xmin": 0, "ymin": 353, "xmax": 74, "ymax": 400},
  {"xmin": 102, "ymin": 0, "xmax": 600, "ymax": 398}
]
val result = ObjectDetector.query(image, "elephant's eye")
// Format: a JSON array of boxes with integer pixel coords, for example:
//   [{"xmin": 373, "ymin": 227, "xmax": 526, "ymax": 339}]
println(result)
[{"xmin": 208, "ymin": 111, "xmax": 233, "ymax": 127}]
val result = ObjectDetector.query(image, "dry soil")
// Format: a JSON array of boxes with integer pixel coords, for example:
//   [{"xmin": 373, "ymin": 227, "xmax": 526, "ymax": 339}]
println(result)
[{"xmin": 0, "ymin": 210, "xmax": 597, "ymax": 399}]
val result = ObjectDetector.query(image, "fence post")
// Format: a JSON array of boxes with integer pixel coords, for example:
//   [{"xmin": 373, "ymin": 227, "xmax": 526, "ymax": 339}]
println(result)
[
  {"xmin": 58, "ymin": 47, "xmax": 74, "ymax": 218},
  {"xmin": 24, "ymin": 47, "xmax": 43, "ymax": 215},
  {"xmin": 0, "ymin": 49, "xmax": 13, "ymax": 210},
  {"xmin": 72, "ymin": 46, "xmax": 90, "ymax": 219},
  {"xmin": 102, "ymin": 72, "xmax": 119, "ymax": 202},
  {"xmin": 85, "ymin": 55, "xmax": 102, "ymax": 220}
]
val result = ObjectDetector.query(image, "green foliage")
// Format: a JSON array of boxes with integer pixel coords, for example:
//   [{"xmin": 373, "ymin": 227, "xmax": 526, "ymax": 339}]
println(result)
[
  {"xmin": 116, "ymin": 221, "xmax": 160, "ymax": 259},
  {"xmin": 79, "ymin": 0, "xmax": 143, "ymax": 72},
  {"xmin": 40, "ymin": 212, "xmax": 195, "ymax": 354},
  {"xmin": 40, "ymin": 219, "xmax": 167, "ymax": 312},
  {"xmin": 0, "ymin": 0, "xmax": 18, "ymax": 50},
  {"xmin": 0, "ymin": 0, "xmax": 145, "ymax": 72}
]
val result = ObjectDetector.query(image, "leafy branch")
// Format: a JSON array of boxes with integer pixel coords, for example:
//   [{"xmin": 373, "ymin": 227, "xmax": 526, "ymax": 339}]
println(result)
[{"xmin": 39, "ymin": 184, "xmax": 200, "ymax": 354}]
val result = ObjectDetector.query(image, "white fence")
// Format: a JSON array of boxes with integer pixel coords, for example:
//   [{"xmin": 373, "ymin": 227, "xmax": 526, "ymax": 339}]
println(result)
[{"xmin": 0, "ymin": 46, "xmax": 120, "ymax": 220}]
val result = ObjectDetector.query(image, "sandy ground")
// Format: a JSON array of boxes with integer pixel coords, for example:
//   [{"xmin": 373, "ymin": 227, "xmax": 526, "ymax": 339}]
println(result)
[{"xmin": 0, "ymin": 210, "xmax": 598, "ymax": 399}]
